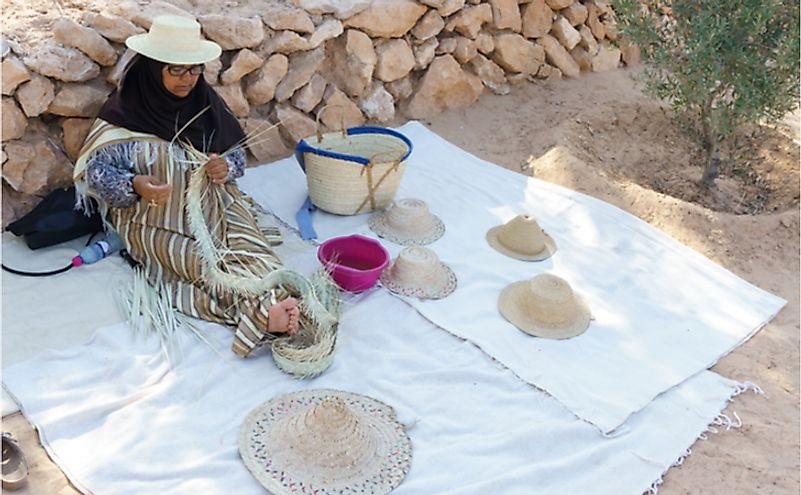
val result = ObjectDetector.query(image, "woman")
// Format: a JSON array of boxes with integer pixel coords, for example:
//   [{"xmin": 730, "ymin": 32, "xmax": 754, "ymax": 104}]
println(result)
[{"xmin": 74, "ymin": 15, "xmax": 313, "ymax": 357}]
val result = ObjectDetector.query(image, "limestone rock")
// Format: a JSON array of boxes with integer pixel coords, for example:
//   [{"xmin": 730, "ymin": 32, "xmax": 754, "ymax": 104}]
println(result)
[
  {"xmin": 221, "ymin": 49, "xmax": 264, "ymax": 85},
  {"xmin": 550, "ymin": 16, "xmax": 581, "ymax": 50},
  {"xmin": 386, "ymin": 76, "xmax": 414, "ymax": 101},
  {"xmin": 437, "ymin": 37, "xmax": 458, "ymax": 55},
  {"xmin": 2, "ymin": 141, "xmax": 35, "ymax": 190},
  {"xmin": 112, "ymin": 1, "xmax": 193, "ymax": 30},
  {"xmin": 344, "ymin": 0, "xmax": 427, "ymax": 38},
  {"xmin": 412, "ymin": 10, "xmax": 445, "ymax": 41},
  {"xmin": 308, "ymin": 19, "xmax": 344, "ymax": 49},
  {"xmin": 453, "ymin": 37, "xmax": 479, "ymax": 64},
  {"xmin": 16, "ymin": 75, "xmax": 55, "ymax": 117},
  {"xmin": 419, "ymin": 0, "xmax": 466, "ymax": 17},
  {"xmin": 24, "ymin": 41, "xmax": 100, "ymax": 82},
  {"xmin": 489, "ymin": 0, "xmax": 522, "ymax": 31},
  {"xmin": 561, "ymin": 2, "xmax": 588, "ymax": 25},
  {"xmin": 199, "ymin": 15, "xmax": 265, "ymax": 50},
  {"xmin": 374, "ymin": 39, "xmax": 415, "ymax": 83},
  {"xmin": 204, "ymin": 57, "xmax": 223, "ymax": 86},
  {"xmin": 521, "ymin": 0, "xmax": 553, "ymax": 39},
  {"xmin": 545, "ymin": 0, "xmax": 573, "ymax": 9},
  {"xmin": 2, "ymin": 184, "xmax": 16, "ymax": 227},
  {"xmin": 619, "ymin": 42, "xmax": 641, "ymax": 66},
  {"xmin": 403, "ymin": 55, "xmax": 483, "ymax": 119},
  {"xmin": 275, "ymin": 47, "xmax": 325, "ymax": 102},
  {"xmin": 265, "ymin": 31, "xmax": 310, "ymax": 54},
  {"xmin": 578, "ymin": 25, "xmax": 599, "ymax": 55},
  {"xmin": 319, "ymin": 85, "xmax": 365, "ymax": 129},
  {"xmin": 414, "ymin": 38, "xmax": 438, "ymax": 69},
  {"xmin": 569, "ymin": 46, "xmax": 592, "ymax": 71},
  {"xmin": 292, "ymin": 0, "xmax": 371, "ymax": 19},
  {"xmin": 275, "ymin": 104, "xmax": 317, "ymax": 145},
  {"xmin": 358, "ymin": 82, "xmax": 395, "ymax": 123},
  {"xmin": 492, "ymin": 33, "xmax": 544, "ymax": 74},
  {"xmin": 2, "ymin": 57, "xmax": 31, "ymax": 96},
  {"xmin": 537, "ymin": 33, "xmax": 579, "ymax": 78},
  {"xmin": 591, "ymin": 43, "xmax": 621, "ymax": 72},
  {"xmin": 445, "ymin": 4, "xmax": 493, "ymax": 39},
  {"xmin": 4, "ymin": 140, "xmax": 71, "ymax": 196},
  {"xmin": 62, "ymin": 118, "xmax": 93, "ymax": 160},
  {"xmin": 216, "ymin": 84, "xmax": 250, "ymax": 118},
  {"xmin": 475, "ymin": 31, "xmax": 495, "ymax": 55},
  {"xmin": 245, "ymin": 54, "xmax": 289, "ymax": 105},
  {"xmin": 243, "ymin": 118, "xmax": 290, "ymax": 162},
  {"xmin": 586, "ymin": 1, "xmax": 608, "ymax": 40},
  {"xmin": 83, "ymin": 12, "xmax": 145, "ymax": 44},
  {"xmin": 507, "ymin": 72, "xmax": 529, "ymax": 84},
  {"xmin": 325, "ymin": 30, "xmax": 376, "ymax": 98},
  {"xmin": 2, "ymin": 98, "xmax": 27, "ymax": 141},
  {"xmin": 470, "ymin": 54, "xmax": 509, "ymax": 95},
  {"xmin": 262, "ymin": 5, "xmax": 315, "ymax": 34},
  {"xmin": 291, "ymin": 73, "xmax": 327, "ymax": 113},
  {"xmin": 106, "ymin": 49, "xmax": 137, "ymax": 87},
  {"xmin": 53, "ymin": 18, "xmax": 118, "ymax": 67},
  {"xmin": 49, "ymin": 84, "xmax": 109, "ymax": 117}
]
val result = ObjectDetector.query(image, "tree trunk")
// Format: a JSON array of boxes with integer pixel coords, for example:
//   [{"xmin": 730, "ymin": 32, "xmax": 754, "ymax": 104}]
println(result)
[{"xmin": 700, "ymin": 104, "xmax": 719, "ymax": 188}]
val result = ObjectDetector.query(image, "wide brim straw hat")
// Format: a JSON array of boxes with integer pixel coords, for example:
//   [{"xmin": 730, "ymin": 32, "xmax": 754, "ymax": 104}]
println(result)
[
  {"xmin": 125, "ymin": 15, "xmax": 222, "ymax": 65},
  {"xmin": 379, "ymin": 246, "xmax": 457, "ymax": 299},
  {"xmin": 486, "ymin": 214, "xmax": 557, "ymax": 261},
  {"xmin": 498, "ymin": 273, "xmax": 591, "ymax": 339},
  {"xmin": 238, "ymin": 389, "xmax": 412, "ymax": 495},
  {"xmin": 368, "ymin": 198, "xmax": 445, "ymax": 246}
]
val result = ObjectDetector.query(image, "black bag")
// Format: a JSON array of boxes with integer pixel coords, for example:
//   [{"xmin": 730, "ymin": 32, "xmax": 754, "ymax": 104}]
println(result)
[{"xmin": 6, "ymin": 186, "xmax": 103, "ymax": 249}]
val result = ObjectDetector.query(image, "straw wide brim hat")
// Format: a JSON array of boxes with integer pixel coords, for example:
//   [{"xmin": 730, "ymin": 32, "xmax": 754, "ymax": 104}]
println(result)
[
  {"xmin": 486, "ymin": 214, "xmax": 557, "ymax": 261},
  {"xmin": 368, "ymin": 198, "xmax": 445, "ymax": 246},
  {"xmin": 498, "ymin": 273, "xmax": 591, "ymax": 339},
  {"xmin": 126, "ymin": 15, "xmax": 221, "ymax": 65},
  {"xmin": 238, "ymin": 389, "xmax": 412, "ymax": 495},
  {"xmin": 379, "ymin": 246, "xmax": 457, "ymax": 299}
]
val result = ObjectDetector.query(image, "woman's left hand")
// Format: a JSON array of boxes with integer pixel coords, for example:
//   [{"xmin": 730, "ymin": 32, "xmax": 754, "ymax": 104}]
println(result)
[{"xmin": 205, "ymin": 153, "xmax": 229, "ymax": 184}]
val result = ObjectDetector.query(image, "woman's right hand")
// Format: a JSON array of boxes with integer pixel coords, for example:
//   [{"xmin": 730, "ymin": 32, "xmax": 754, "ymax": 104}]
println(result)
[{"xmin": 133, "ymin": 175, "xmax": 172, "ymax": 205}]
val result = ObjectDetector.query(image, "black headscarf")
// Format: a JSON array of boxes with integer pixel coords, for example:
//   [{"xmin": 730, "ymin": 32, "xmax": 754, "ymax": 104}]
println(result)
[{"xmin": 98, "ymin": 55, "xmax": 245, "ymax": 154}]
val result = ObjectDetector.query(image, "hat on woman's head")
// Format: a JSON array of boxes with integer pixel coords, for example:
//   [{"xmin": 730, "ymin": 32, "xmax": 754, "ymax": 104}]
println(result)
[
  {"xmin": 238, "ymin": 389, "xmax": 412, "ymax": 495},
  {"xmin": 486, "ymin": 214, "xmax": 557, "ymax": 261},
  {"xmin": 368, "ymin": 198, "xmax": 445, "ymax": 246},
  {"xmin": 125, "ymin": 15, "xmax": 221, "ymax": 65},
  {"xmin": 498, "ymin": 273, "xmax": 591, "ymax": 339},
  {"xmin": 380, "ymin": 246, "xmax": 457, "ymax": 299}
]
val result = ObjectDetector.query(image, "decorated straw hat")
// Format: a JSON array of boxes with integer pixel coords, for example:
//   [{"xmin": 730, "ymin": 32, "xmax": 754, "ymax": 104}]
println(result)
[
  {"xmin": 238, "ymin": 389, "xmax": 412, "ymax": 495},
  {"xmin": 126, "ymin": 15, "xmax": 221, "ymax": 65},
  {"xmin": 498, "ymin": 273, "xmax": 591, "ymax": 339},
  {"xmin": 379, "ymin": 246, "xmax": 457, "ymax": 299},
  {"xmin": 368, "ymin": 198, "xmax": 445, "ymax": 246},
  {"xmin": 486, "ymin": 214, "xmax": 557, "ymax": 261}
]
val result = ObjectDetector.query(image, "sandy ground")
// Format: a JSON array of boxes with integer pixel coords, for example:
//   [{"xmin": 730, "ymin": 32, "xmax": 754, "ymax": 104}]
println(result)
[{"xmin": 1, "ymin": 14, "xmax": 798, "ymax": 491}]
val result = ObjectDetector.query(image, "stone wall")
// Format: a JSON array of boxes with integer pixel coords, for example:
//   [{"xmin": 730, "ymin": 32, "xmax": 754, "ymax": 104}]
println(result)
[{"xmin": 0, "ymin": 0, "xmax": 638, "ymax": 226}]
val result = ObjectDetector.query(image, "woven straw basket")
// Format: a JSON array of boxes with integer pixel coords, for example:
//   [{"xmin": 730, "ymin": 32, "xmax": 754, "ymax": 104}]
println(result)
[{"xmin": 295, "ymin": 126, "xmax": 413, "ymax": 215}]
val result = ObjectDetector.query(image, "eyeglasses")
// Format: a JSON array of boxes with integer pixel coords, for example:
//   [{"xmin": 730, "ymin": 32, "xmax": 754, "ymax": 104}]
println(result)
[{"xmin": 165, "ymin": 64, "xmax": 205, "ymax": 77}]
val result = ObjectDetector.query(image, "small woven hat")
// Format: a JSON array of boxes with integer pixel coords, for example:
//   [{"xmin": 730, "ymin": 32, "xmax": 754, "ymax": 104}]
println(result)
[
  {"xmin": 368, "ymin": 198, "xmax": 445, "ymax": 246},
  {"xmin": 379, "ymin": 246, "xmax": 457, "ymax": 299},
  {"xmin": 126, "ymin": 15, "xmax": 221, "ymax": 65},
  {"xmin": 498, "ymin": 273, "xmax": 591, "ymax": 339},
  {"xmin": 238, "ymin": 389, "xmax": 412, "ymax": 495},
  {"xmin": 486, "ymin": 214, "xmax": 557, "ymax": 261}
]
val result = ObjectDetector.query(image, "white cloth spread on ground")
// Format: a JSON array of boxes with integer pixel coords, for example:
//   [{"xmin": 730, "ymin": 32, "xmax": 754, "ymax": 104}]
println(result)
[
  {"xmin": 238, "ymin": 121, "xmax": 786, "ymax": 433},
  {"xmin": 3, "ymin": 285, "xmax": 749, "ymax": 495}
]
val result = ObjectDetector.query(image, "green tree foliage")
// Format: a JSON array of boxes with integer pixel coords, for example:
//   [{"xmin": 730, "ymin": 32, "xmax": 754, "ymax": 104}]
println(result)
[{"xmin": 613, "ymin": 0, "xmax": 800, "ymax": 186}]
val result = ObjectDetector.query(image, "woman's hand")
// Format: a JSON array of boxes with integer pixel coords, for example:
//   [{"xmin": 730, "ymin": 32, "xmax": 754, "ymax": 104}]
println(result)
[
  {"xmin": 205, "ymin": 153, "xmax": 229, "ymax": 184},
  {"xmin": 268, "ymin": 297, "xmax": 300, "ymax": 336},
  {"xmin": 133, "ymin": 175, "xmax": 172, "ymax": 205}
]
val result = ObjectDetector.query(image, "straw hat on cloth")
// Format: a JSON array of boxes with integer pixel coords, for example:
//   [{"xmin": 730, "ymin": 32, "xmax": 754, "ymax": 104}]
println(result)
[
  {"xmin": 379, "ymin": 246, "xmax": 457, "ymax": 299},
  {"xmin": 368, "ymin": 198, "xmax": 445, "ymax": 246},
  {"xmin": 126, "ymin": 15, "xmax": 221, "ymax": 65},
  {"xmin": 486, "ymin": 214, "xmax": 557, "ymax": 261},
  {"xmin": 238, "ymin": 389, "xmax": 412, "ymax": 495},
  {"xmin": 498, "ymin": 273, "xmax": 591, "ymax": 339}
]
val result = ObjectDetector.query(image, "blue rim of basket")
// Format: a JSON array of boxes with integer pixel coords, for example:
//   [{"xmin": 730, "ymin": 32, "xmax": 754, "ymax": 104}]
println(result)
[{"xmin": 294, "ymin": 126, "xmax": 413, "ymax": 172}]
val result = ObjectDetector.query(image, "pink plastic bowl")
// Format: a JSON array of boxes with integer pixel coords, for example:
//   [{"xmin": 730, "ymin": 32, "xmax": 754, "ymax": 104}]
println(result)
[{"xmin": 318, "ymin": 234, "xmax": 390, "ymax": 293}]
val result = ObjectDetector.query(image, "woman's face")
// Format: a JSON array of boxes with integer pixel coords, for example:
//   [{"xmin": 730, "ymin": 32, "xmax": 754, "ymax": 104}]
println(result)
[{"xmin": 161, "ymin": 64, "xmax": 203, "ymax": 98}]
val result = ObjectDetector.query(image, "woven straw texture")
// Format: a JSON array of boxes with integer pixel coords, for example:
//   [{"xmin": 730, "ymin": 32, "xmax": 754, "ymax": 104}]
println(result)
[
  {"xmin": 486, "ymin": 214, "xmax": 557, "ymax": 261},
  {"xmin": 380, "ymin": 247, "xmax": 457, "ymax": 300},
  {"xmin": 368, "ymin": 198, "xmax": 445, "ymax": 246},
  {"xmin": 238, "ymin": 389, "xmax": 412, "ymax": 495},
  {"xmin": 498, "ymin": 274, "xmax": 591, "ymax": 339},
  {"xmin": 302, "ymin": 131, "xmax": 410, "ymax": 215}
]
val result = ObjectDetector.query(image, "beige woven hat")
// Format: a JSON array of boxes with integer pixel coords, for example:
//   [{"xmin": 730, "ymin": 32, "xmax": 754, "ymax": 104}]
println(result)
[
  {"xmin": 498, "ymin": 273, "xmax": 591, "ymax": 339},
  {"xmin": 368, "ymin": 198, "xmax": 445, "ymax": 246},
  {"xmin": 379, "ymin": 246, "xmax": 457, "ymax": 299},
  {"xmin": 126, "ymin": 15, "xmax": 221, "ymax": 65},
  {"xmin": 486, "ymin": 214, "xmax": 557, "ymax": 261},
  {"xmin": 238, "ymin": 389, "xmax": 412, "ymax": 495}
]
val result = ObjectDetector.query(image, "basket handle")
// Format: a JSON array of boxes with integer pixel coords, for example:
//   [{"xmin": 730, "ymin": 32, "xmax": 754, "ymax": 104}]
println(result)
[
  {"xmin": 315, "ymin": 104, "xmax": 347, "ymax": 142},
  {"xmin": 353, "ymin": 149, "xmax": 406, "ymax": 214}
]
